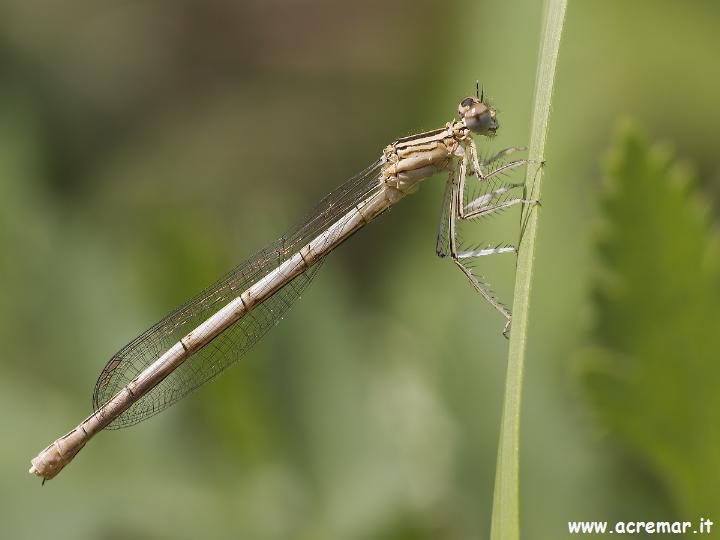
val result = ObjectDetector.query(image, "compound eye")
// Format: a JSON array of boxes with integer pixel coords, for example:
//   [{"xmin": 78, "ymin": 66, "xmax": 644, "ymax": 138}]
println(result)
[{"xmin": 466, "ymin": 109, "xmax": 492, "ymax": 133}]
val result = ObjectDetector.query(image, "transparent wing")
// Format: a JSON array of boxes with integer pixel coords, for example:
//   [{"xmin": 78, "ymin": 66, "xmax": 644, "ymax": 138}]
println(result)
[
  {"xmin": 435, "ymin": 176, "xmax": 454, "ymax": 258},
  {"xmin": 93, "ymin": 159, "xmax": 384, "ymax": 428}
]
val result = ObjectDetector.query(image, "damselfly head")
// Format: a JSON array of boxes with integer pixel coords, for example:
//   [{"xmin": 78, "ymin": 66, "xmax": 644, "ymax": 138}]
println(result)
[{"xmin": 458, "ymin": 96, "xmax": 498, "ymax": 137}]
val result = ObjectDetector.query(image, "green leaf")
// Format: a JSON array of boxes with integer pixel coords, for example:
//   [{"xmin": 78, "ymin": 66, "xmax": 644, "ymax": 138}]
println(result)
[
  {"xmin": 491, "ymin": 0, "xmax": 567, "ymax": 538},
  {"xmin": 582, "ymin": 123, "xmax": 720, "ymax": 517}
]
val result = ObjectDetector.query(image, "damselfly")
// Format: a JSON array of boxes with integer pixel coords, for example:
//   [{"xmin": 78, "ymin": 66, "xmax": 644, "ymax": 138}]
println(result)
[{"xmin": 30, "ymin": 89, "xmax": 537, "ymax": 481}]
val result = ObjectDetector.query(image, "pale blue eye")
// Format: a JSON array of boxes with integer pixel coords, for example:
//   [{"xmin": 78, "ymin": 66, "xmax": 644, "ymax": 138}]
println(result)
[{"xmin": 467, "ymin": 111, "xmax": 492, "ymax": 133}]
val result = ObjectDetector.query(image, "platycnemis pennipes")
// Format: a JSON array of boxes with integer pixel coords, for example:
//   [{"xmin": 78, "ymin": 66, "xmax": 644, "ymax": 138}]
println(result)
[{"xmin": 30, "ymin": 88, "xmax": 536, "ymax": 481}]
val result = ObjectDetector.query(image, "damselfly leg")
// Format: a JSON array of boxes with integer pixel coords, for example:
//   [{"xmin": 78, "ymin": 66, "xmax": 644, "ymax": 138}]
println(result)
[{"xmin": 437, "ymin": 139, "xmax": 540, "ymax": 336}]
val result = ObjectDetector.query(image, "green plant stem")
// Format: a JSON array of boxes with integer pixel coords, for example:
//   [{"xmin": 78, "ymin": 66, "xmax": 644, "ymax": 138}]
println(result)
[{"xmin": 490, "ymin": 0, "xmax": 567, "ymax": 538}]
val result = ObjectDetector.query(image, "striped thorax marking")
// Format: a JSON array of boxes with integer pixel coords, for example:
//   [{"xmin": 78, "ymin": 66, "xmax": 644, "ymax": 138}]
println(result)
[{"xmin": 381, "ymin": 120, "xmax": 469, "ymax": 193}]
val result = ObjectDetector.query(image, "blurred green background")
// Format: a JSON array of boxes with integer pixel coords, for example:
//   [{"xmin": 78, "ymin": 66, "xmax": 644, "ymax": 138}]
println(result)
[{"xmin": 2, "ymin": 1, "xmax": 720, "ymax": 538}]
